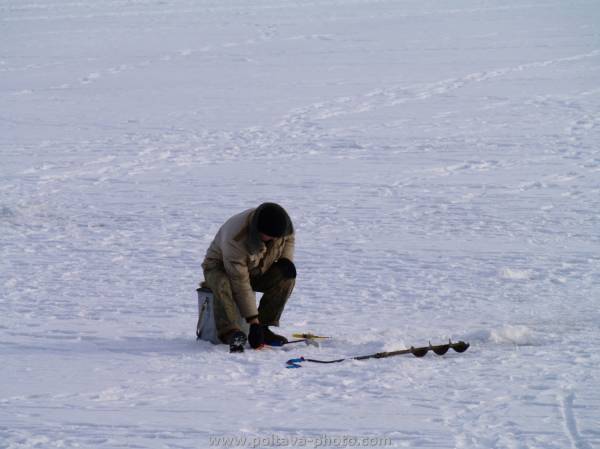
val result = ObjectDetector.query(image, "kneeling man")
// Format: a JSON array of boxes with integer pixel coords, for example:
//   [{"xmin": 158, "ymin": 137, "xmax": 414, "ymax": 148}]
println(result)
[{"xmin": 201, "ymin": 203, "xmax": 296, "ymax": 352}]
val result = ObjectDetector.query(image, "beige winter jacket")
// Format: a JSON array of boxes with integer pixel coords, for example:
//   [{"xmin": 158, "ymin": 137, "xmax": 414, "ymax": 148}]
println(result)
[{"xmin": 202, "ymin": 207, "xmax": 295, "ymax": 318}]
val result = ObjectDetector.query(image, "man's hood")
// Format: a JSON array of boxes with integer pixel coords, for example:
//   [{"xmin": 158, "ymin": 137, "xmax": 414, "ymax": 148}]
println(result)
[{"xmin": 246, "ymin": 203, "xmax": 294, "ymax": 253}]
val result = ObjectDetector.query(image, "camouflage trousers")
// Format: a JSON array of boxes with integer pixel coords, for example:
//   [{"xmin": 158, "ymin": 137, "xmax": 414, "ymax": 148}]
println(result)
[{"xmin": 203, "ymin": 262, "xmax": 295, "ymax": 342}]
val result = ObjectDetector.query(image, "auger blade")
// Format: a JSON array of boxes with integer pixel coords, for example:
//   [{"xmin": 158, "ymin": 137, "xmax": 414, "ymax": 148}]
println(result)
[
  {"xmin": 429, "ymin": 341, "xmax": 450, "ymax": 355},
  {"xmin": 410, "ymin": 346, "xmax": 429, "ymax": 357},
  {"xmin": 451, "ymin": 341, "xmax": 470, "ymax": 353}
]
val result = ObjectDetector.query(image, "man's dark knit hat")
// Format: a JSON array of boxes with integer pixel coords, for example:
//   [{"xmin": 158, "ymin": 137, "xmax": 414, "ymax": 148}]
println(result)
[{"xmin": 256, "ymin": 202, "xmax": 289, "ymax": 237}]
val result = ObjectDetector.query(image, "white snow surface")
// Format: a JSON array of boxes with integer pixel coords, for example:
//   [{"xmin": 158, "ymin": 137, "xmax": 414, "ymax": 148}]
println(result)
[{"xmin": 2, "ymin": 0, "xmax": 600, "ymax": 448}]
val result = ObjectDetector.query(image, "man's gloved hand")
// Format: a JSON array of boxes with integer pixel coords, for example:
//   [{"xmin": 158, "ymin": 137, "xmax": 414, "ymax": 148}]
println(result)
[{"xmin": 248, "ymin": 323, "xmax": 265, "ymax": 349}]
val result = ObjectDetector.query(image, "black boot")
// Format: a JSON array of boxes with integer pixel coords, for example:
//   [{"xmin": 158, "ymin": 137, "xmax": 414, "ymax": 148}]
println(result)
[
  {"xmin": 263, "ymin": 326, "xmax": 288, "ymax": 346},
  {"xmin": 228, "ymin": 330, "xmax": 247, "ymax": 353}
]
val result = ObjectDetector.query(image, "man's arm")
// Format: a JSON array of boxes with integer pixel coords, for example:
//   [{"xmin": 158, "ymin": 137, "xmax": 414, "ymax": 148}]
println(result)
[{"xmin": 221, "ymin": 235, "xmax": 259, "ymax": 320}]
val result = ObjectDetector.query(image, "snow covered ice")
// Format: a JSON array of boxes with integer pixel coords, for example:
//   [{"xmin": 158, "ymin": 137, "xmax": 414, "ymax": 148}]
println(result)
[{"xmin": 1, "ymin": 0, "xmax": 600, "ymax": 448}]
